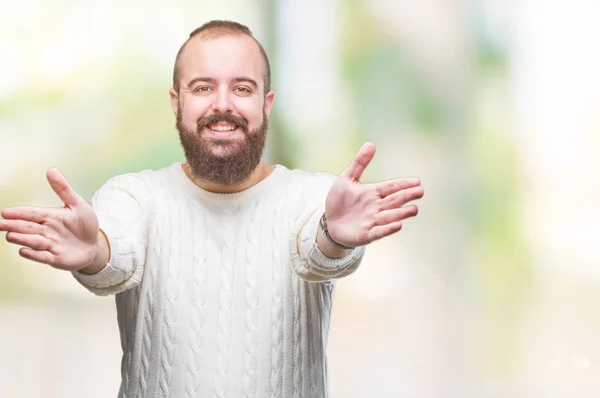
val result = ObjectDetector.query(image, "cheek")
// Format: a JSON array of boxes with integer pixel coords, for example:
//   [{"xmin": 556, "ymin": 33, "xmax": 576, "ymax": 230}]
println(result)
[
  {"xmin": 235, "ymin": 100, "xmax": 265, "ymax": 128},
  {"xmin": 181, "ymin": 98, "xmax": 210, "ymax": 123}
]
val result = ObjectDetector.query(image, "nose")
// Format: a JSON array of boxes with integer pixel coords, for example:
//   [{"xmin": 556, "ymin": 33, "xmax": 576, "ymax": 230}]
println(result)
[{"xmin": 212, "ymin": 87, "xmax": 233, "ymax": 113}]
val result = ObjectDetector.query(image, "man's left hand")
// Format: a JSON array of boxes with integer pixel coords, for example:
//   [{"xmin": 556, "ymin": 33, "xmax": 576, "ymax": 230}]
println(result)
[{"xmin": 324, "ymin": 142, "xmax": 424, "ymax": 248}]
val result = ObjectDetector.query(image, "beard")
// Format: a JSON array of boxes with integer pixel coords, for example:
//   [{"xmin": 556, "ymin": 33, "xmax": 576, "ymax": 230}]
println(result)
[{"xmin": 176, "ymin": 107, "xmax": 268, "ymax": 186}]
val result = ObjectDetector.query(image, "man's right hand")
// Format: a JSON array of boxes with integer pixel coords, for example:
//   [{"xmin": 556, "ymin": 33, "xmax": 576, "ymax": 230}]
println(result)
[{"xmin": 0, "ymin": 168, "xmax": 109, "ymax": 274}]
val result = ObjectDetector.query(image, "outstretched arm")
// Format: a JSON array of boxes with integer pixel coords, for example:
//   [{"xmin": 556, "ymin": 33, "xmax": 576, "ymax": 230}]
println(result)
[
  {"xmin": 291, "ymin": 142, "xmax": 424, "ymax": 282},
  {"xmin": 1, "ymin": 168, "xmax": 149, "ymax": 296}
]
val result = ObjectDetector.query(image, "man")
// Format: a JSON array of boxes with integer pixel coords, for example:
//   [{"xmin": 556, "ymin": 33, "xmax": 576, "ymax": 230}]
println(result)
[{"xmin": 0, "ymin": 20, "xmax": 424, "ymax": 397}]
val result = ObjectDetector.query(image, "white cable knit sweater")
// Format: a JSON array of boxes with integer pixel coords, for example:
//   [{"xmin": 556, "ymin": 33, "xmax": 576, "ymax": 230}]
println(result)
[{"xmin": 72, "ymin": 162, "xmax": 365, "ymax": 398}]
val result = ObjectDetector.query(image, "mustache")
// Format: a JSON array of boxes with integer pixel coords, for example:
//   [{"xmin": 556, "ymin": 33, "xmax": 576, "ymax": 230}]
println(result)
[{"xmin": 197, "ymin": 113, "xmax": 248, "ymax": 131}]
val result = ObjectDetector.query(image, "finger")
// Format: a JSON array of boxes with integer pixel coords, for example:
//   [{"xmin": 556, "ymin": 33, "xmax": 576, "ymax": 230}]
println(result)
[
  {"xmin": 367, "ymin": 222, "xmax": 403, "ymax": 242},
  {"xmin": 375, "ymin": 205, "xmax": 419, "ymax": 225},
  {"xmin": 379, "ymin": 186, "xmax": 424, "ymax": 210},
  {"xmin": 19, "ymin": 247, "xmax": 56, "ymax": 265},
  {"xmin": 340, "ymin": 142, "xmax": 376, "ymax": 182},
  {"xmin": 1, "ymin": 206, "xmax": 54, "ymax": 223},
  {"xmin": 375, "ymin": 177, "xmax": 422, "ymax": 198},
  {"xmin": 0, "ymin": 219, "xmax": 45, "ymax": 235},
  {"xmin": 46, "ymin": 168, "xmax": 85, "ymax": 207},
  {"xmin": 5, "ymin": 232, "xmax": 51, "ymax": 251}
]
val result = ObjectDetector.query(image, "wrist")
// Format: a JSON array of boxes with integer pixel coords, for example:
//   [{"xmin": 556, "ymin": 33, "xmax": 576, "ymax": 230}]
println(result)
[
  {"xmin": 319, "ymin": 212, "xmax": 355, "ymax": 250},
  {"xmin": 79, "ymin": 229, "xmax": 110, "ymax": 275}
]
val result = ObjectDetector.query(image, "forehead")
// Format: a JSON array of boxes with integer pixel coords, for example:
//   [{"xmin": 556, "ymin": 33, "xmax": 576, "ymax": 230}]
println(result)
[{"xmin": 178, "ymin": 34, "xmax": 265, "ymax": 85}]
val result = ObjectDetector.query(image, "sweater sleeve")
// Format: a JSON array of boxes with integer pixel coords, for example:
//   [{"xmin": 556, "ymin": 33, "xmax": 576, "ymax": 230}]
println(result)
[
  {"xmin": 289, "ymin": 175, "xmax": 366, "ymax": 282},
  {"xmin": 71, "ymin": 174, "xmax": 149, "ymax": 296}
]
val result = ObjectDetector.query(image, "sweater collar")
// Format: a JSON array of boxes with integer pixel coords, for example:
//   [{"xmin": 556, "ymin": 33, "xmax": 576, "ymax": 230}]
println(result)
[{"xmin": 168, "ymin": 162, "xmax": 289, "ymax": 210}]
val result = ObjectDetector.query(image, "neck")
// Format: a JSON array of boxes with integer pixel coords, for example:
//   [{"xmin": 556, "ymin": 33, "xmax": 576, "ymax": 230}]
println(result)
[{"xmin": 182, "ymin": 161, "xmax": 274, "ymax": 194}]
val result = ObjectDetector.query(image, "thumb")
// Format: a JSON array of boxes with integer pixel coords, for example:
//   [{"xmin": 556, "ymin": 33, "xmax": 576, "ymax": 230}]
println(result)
[
  {"xmin": 46, "ymin": 168, "xmax": 85, "ymax": 207},
  {"xmin": 340, "ymin": 142, "xmax": 376, "ymax": 182}
]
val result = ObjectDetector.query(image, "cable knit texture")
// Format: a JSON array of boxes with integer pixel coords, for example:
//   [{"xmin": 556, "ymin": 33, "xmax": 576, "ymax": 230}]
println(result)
[{"xmin": 72, "ymin": 162, "xmax": 365, "ymax": 398}]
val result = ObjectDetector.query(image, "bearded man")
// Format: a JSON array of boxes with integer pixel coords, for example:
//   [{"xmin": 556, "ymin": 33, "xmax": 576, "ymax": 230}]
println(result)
[{"xmin": 0, "ymin": 20, "xmax": 424, "ymax": 398}]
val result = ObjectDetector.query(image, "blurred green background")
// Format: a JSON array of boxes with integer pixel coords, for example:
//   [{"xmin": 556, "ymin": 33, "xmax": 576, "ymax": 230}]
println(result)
[{"xmin": 1, "ymin": 0, "xmax": 599, "ymax": 397}]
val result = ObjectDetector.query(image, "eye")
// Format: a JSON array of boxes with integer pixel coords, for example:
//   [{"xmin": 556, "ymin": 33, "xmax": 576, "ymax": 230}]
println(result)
[
  {"xmin": 193, "ymin": 85, "xmax": 212, "ymax": 93},
  {"xmin": 234, "ymin": 86, "xmax": 252, "ymax": 95}
]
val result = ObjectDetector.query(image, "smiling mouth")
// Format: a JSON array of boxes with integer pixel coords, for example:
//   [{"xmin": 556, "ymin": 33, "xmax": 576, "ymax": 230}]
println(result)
[
  {"xmin": 203, "ymin": 123, "xmax": 241, "ymax": 138},
  {"xmin": 208, "ymin": 124, "xmax": 238, "ymax": 132}
]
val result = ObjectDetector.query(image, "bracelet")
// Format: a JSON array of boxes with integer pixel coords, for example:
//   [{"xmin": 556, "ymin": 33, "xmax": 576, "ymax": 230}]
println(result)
[{"xmin": 319, "ymin": 213, "xmax": 355, "ymax": 250}]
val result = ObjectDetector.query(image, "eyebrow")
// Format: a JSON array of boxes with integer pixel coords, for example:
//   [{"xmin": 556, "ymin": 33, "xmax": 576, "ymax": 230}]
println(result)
[{"xmin": 187, "ymin": 76, "xmax": 259, "ymax": 89}]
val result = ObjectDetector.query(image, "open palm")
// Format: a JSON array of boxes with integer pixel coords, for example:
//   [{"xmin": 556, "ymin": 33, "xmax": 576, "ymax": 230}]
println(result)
[
  {"xmin": 0, "ymin": 168, "xmax": 100, "ymax": 270},
  {"xmin": 325, "ymin": 142, "xmax": 424, "ymax": 248}
]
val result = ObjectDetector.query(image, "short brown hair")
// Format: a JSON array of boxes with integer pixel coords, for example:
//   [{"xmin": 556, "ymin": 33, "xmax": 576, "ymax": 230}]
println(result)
[{"xmin": 172, "ymin": 20, "xmax": 271, "ymax": 95}]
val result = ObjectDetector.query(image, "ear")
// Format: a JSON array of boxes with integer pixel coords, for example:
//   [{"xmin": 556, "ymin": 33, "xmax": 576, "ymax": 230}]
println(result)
[
  {"xmin": 263, "ymin": 90, "xmax": 275, "ymax": 118},
  {"xmin": 169, "ymin": 88, "xmax": 179, "ymax": 116}
]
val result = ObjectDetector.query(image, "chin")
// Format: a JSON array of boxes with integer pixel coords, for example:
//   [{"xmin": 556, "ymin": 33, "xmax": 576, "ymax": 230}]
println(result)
[{"xmin": 206, "ymin": 142, "xmax": 242, "ymax": 158}]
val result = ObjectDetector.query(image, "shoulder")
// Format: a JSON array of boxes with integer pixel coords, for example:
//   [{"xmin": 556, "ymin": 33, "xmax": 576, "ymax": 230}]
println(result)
[
  {"xmin": 93, "ymin": 163, "xmax": 180, "ymax": 199},
  {"xmin": 286, "ymin": 167, "xmax": 337, "ymax": 190},
  {"xmin": 276, "ymin": 166, "xmax": 338, "ymax": 201}
]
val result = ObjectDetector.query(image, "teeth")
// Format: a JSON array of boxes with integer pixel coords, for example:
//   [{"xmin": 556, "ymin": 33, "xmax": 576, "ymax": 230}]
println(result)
[{"xmin": 209, "ymin": 125, "xmax": 236, "ymax": 132}]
